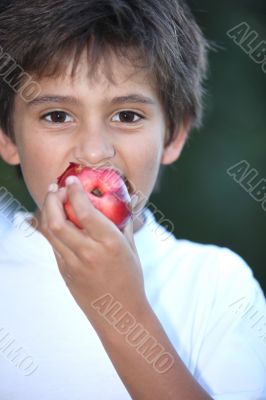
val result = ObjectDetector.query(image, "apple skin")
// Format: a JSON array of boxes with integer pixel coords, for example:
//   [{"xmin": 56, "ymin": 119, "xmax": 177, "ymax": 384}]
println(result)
[{"xmin": 57, "ymin": 162, "xmax": 132, "ymax": 229}]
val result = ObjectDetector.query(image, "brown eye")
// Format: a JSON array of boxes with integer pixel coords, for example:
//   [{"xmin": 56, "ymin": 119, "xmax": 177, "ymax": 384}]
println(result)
[
  {"xmin": 112, "ymin": 111, "xmax": 144, "ymax": 123},
  {"xmin": 119, "ymin": 111, "xmax": 136, "ymax": 122},
  {"xmin": 42, "ymin": 111, "xmax": 73, "ymax": 123}
]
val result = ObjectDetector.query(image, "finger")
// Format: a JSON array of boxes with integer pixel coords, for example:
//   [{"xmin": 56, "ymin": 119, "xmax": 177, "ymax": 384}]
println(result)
[
  {"xmin": 41, "ymin": 184, "xmax": 81, "ymax": 258},
  {"xmin": 43, "ymin": 184, "xmax": 97, "ymax": 260},
  {"xmin": 42, "ymin": 211, "xmax": 80, "ymax": 284},
  {"xmin": 65, "ymin": 176, "xmax": 119, "ymax": 241},
  {"xmin": 40, "ymin": 183, "xmax": 68, "ymax": 232},
  {"xmin": 45, "ymin": 184, "xmax": 68, "ymax": 220}
]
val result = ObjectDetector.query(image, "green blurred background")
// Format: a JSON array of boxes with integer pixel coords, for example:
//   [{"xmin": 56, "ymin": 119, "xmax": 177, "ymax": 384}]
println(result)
[{"xmin": 0, "ymin": 0, "xmax": 265, "ymax": 293}]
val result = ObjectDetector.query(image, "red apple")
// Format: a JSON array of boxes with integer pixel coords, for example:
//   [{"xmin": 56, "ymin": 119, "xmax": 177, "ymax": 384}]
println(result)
[{"xmin": 57, "ymin": 162, "xmax": 132, "ymax": 229}]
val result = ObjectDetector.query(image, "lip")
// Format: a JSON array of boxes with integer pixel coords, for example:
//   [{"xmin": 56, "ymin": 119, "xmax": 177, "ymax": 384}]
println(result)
[
  {"xmin": 104, "ymin": 168, "xmax": 133, "ymax": 196},
  {"xmin": 106, "ymin": 168, "xmax": 133, "ymax": 195},
  {"xmin": 123, "ymin": 176, "xmax": 133, "ymax": 195},
  {"xmin": 70, "ymin": 162, "xmax": 134, "ymax": 195},
  {"xmin": 88, "ymin": 165, "xmax": 134, "ymax": 195}
]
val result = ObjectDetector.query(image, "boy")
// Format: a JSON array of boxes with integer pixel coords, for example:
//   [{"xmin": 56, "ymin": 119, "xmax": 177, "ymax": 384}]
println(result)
[{"xmin": 0, "ymin": 0, "xmax": 265, "ymax": 399}]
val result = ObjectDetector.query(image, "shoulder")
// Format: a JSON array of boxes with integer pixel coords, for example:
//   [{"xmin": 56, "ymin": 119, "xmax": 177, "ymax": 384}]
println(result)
[
  {"xmin": 149, "ymin": 233, "xmax": 265, "ymax": 335},
  {"xmin": 0, "ymin": 211, "xmax": 53, "ymax": 264},
  {"xmin": 164, "ymin": 242, "xmax": 266, "ymax": 397},
  {"xmin": 139, "ymin": 207, "xmax": 259, "ymax": 292},
  {"xmin": 137, "ymin": 211, "xmax": 266, "ymax": 396},
  {"xmin": 193, "ymin": 245, "xmax": 266, "ymax": 397},
  {"xmin": 136, "ymin": 208, "xmax": 263, "ymax": 297},
  {"xmin": 176, "ymin": 240, "xmax": 259, "ymax": 296}
]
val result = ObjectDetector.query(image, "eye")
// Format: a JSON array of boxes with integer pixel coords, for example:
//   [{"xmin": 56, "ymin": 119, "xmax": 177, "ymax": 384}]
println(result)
[
  {"xmin": 41, "ymin": 111, "xmax": 74, "ymax": 124},
  {"xmin": 112, "ymin": 111, "xmax": 144, "ymax": 123}
]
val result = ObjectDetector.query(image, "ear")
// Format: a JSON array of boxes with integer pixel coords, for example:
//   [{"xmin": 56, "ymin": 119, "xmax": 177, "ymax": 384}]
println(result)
[
  {"xmin": 0, "ymin": 129, "xmax": 20, "ymax": 165},
  {"xmin": 161, "ymin": 116, "xmax": 191, "ymax": 165}
]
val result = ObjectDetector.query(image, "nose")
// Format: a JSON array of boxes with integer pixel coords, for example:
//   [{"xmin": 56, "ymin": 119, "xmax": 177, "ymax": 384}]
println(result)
[{"xmin": 73, "ymin": 127, "xmax": 116, "ymax": 167}]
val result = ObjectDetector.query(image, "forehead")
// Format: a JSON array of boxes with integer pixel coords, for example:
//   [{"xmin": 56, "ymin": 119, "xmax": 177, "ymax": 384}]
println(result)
[
  {"xmin": 14, "ymin": 49, "xmax": 164, "ymax": 120},
  {"xmin": 30, "ymin": 49, "xmax": 157, "ymax": 95}
]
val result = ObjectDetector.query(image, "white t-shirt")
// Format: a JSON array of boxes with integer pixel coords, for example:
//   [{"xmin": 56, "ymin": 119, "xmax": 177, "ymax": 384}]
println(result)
[
  {"xmin": 0, "ymin": 208, "xmax": 265, "ymax": 400},
  {"xmin": 0, "ymin": 212, "xmax": 12, "ymax": 236}
]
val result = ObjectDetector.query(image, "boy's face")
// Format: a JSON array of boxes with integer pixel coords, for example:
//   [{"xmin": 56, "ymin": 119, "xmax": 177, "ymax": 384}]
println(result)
[{"xmin": 1, "ymin": 50, "xmax": 188, "ymax": 220}]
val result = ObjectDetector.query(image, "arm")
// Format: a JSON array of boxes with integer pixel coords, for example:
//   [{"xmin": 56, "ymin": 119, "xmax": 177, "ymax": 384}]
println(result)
[{"xmin": 40, "ymin": 179, "xmax": 212, "ymax": 400}]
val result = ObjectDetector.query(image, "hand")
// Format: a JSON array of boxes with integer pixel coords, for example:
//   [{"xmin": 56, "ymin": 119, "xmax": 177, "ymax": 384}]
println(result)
[
  {"xmin": 40, "ymin": 178, "xmax": 147, "ymax": 321},
  {"xmin": 39, "ymin": 180, "xmax": 212, "ymax": 400}
]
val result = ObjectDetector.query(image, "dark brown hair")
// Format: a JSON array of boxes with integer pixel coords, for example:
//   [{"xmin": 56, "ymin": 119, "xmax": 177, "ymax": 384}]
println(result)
[{"xmin": 0, "ymin": 0, "xmax": 208, "ymax": 147}]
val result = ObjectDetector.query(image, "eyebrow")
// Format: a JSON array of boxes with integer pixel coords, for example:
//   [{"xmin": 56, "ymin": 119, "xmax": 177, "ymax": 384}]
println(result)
[
  {"xmin": 111, "ymin": 95, "xmax": 156, "ymax": 106},
  {"xmin": 27, "ymin": 95, "xmax": 80, "ymax": 107},
  {"xmin": 26, "ymin": 94, "xmax": 156, "ymax": 107}
]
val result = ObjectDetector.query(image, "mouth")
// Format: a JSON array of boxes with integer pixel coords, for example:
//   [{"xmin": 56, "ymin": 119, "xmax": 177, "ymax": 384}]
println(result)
[
  {"xmin": 98, "ymin": 166, "xmax": 134, "ymax": 196},
  {"xmin": 67, "ymin": 162, "xmax": 134, "ymax": 195},
  {"xmin": 122, "ymin": 176, "xmax": 133, "ymax": 195},
  {"xmin": 113, "ymin": 172, "xmax": 134, "ymax": 197}
]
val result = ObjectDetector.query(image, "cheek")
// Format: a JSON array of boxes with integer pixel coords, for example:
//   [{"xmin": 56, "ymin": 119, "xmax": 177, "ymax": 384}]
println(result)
[
  {"xmin": 127, "ymin": 139, "xmax": 162, "ymax": 198},
  {"xmin": 20, "ymin": 161, "xmax": 50, "ymax": 209},
  {"xmin": 16, "ymin": 140, "xmax": 58, "ymax": 208}
]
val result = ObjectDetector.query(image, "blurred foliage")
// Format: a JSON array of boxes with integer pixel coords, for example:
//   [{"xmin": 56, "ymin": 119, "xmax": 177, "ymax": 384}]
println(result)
[
  {"xmin": 0, "ymin": 0, "xmax": 265, "ymax": 293},
  {"xmin": 152, "ymin": 0, "xmax": 266, "ymax": 293}
]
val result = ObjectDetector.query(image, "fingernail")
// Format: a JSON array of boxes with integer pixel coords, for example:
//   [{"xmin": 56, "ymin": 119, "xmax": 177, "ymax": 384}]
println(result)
[
  {"xmin": 48, "ymin": 183, "xmax": 58, "ymax": 193},
  {"xmin": 65, "ymin": 176, "xmax": 80, "ymax": 186}
]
